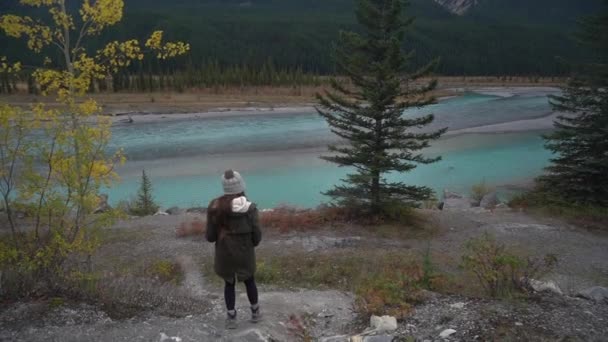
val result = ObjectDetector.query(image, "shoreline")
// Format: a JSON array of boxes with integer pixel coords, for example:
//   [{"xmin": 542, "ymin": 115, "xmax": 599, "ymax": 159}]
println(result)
[
  {"xmin": 107, "ymin": 86, "xmax": 561, "ymax": 136},
  {"xmin": 0, "ymin": 84, "xmax": 561, "ymax": 120}
]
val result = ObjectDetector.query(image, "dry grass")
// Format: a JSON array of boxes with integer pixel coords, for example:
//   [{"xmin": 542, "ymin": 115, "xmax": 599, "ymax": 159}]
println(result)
[
  {"xmin": 175, "ymin": 218, "xmax": 206, "ymax": 238},
  {"xmin": 1, "ymin": 76, "xmax": 565, "ymax": 116},
  {"xmin": 260, "ymin": 206, "xmax": 438, "ymax": 241},
  {"xmin": 252, "ymin": 249, "xmax": 446, "ymax": 319},
  {"xmin": 509, "ymin": 191, "xmax": 608, "ymax": 231},
  {"xmin": 146, "ymin": 259, "xmax": 184, "ymax": 285},
  {"xmin": 259, "ymin": 207, "xmax": 336, "ymax": 233}
]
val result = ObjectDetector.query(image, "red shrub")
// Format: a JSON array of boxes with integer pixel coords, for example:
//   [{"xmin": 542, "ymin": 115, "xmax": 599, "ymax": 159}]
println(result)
[
  {"xmin": 259, "ymin": 205, "xmax": 356, "ymax": 233},
  {"xmin": 175, "ymin": 218, "xmax": 206, "ymax": 238}
]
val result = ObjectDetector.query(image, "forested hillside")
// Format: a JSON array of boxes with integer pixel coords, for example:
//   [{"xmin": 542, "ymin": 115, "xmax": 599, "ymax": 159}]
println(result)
[{"xmin": 0, "ymin": 0, "xmax": 602, "ymax": 76}]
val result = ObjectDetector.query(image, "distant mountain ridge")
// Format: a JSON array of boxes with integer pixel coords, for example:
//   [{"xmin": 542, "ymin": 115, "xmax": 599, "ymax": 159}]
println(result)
[
  {"xmin": 434, "ymin": 0, "xmax": 478, "ymax": 15},
  {"xmin": 0, "ymin": 0, "xmax": 603, "ymax": 76}
]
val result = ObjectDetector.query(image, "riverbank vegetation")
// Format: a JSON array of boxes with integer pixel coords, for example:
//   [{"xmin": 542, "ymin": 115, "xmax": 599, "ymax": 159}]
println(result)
[
  {"xmin": 517, "ymin": 1, "xmax": 608, "ymax": 226},
  {"xmin": 0, "ymin": 0, "xmax": 188, "ymax": 296},
  {"xmin": 317, "ymin": 0, "xmax": 446, "ymax": 216}
]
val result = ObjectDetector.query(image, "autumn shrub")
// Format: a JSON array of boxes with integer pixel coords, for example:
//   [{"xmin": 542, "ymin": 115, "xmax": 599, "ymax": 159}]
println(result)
[
  {"xmin": 252, "ymin": 250, "xmax": 443, "ymax": 319},
  {"xmin": 0, "ymin": 0, "xmax": 189, "ymax": 297},
  {"xmin": 260, "ymin": 204, "xmax": 426, "ymax": 233},
  {"xmin": 287, "ymin": 313, "xmax": 314, "ymax": 342},
  {"xmin": 147, "ymin": 259, "xmax": 183, "ymax": 285},
  {"xmin": 175, "ymin": 218, "xmax": 206, "ymax": 237},
  {"xmin": 471, "ymin": 180, "xmax": 493, "ymax": 205},
  {"xmin": 260, "ymin": 209, "xmax": 323, "ymax": 233},
  {"xmin": 259, "ymin": 205, "xmax": 355, "ymax": 232},
  {"xmin": 461, "ymin": 233, "xmax": 557, "ymax": 298},
  {"xmin": 355, "ymin": 262, "xmax": 422, "ymax": 318}
]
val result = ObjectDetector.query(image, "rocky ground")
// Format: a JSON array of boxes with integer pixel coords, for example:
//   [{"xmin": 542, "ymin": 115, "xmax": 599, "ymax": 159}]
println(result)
[{"xmin": 1, "ymin": 206, "xmax": 607, "ymax": 341}]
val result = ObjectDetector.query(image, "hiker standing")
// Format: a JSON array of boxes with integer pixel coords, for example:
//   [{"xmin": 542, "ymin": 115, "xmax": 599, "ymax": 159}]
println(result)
[{"xmin": 206, "ymin": 170, "xmax": 262, "ymax": 329}]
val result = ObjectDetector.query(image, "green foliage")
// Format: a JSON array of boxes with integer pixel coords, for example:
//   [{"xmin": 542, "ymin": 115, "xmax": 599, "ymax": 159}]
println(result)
[
  {"xmin": 147, "ymin": 259, "xmax": 183, "ymax": 285},
  {"xmin": 509, "ymin": 190, "xmax": 608, "ymax": 230},
  {"xmin": 251, "ymin": 250, "xmax": 444, "ymax": 318},
  {"xmin": 104, "ymin": 60, "xmax": 324, "ymax": 93},
  {"xmin": 421, "ymin": 244, "xmax": 435, "ymax": 290},
  {"xmin": 317, "ymin": 0, "xmax": 446, "ymax": 214},
  {"xmin": 1, "ymin": 0, "xmax": 599, "ymax": 80},
  {"xmin": 48, "ymin": 297, "xmax": 65, "ymax": 308},
  {"xmin": 130, "ymin": 170, "xmax": 159, "ymax": 216},
  {"xmin": 0, "ymin": 1, "xmax": 187, "ymax": 297},
  {"xmin": 538, "ymin": 2, "xmax": 608, "ymax": 207},
  {"xmin": 461, "ymin": 233, "xmax": 558, "ymax": 298}
]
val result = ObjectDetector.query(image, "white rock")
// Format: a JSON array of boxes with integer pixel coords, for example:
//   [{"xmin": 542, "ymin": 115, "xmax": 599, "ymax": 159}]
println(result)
[
  {"xmin": 449, "ymin": 302, "xmax": 466, "ymax": 309},
  {"xmin": 439, "ymin": 329, "xmax": 457, "ymax": 338},
  {"xmin": 515, "ymin": 322, "xmax": 523, "ymax": 326},
  {"xmin": 529, "ymin": 279, "xmax": 563, "ymax": 295},
  {"xmin": 154, "ymin": 210, "xmax": 169, "ymax": 216},
  {"xmin": 370, "ymin": 315, "xmax": 398, "ymax": 332},
  {"xmin": 443, "ymin": 189, "xmax": 464, "ymax": 199},
  {"xmin": 159, "ymin": 333, "xmax": 182, "ymax": 342},
  {"xmin": 495, "ymin": 203, "xmax": 510, "ymax": 210},
  {"xmin": 442, "ymin": 197, "xmax": 473, "ymax": 211}
]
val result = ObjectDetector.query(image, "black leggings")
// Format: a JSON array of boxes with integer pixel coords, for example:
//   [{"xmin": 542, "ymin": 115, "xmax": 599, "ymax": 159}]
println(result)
[{"xmin": 224, "ymin": 277, "xmax": 258, "ymax": 311}]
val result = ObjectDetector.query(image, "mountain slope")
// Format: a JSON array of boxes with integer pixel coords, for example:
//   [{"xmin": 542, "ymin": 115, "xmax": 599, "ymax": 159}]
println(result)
[
  {"xmin": 0, "ymin": 0, "xmax": 603, "ymax": 76},
  {"xmin": 434, "ymin": 0, "xmax": 478, "ymax": 15}
]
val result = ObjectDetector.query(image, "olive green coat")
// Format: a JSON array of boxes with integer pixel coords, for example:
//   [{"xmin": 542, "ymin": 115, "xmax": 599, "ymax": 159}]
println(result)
[{"xmin": 206, "ymin": 201, "xmax": 262, "ymax": 283}]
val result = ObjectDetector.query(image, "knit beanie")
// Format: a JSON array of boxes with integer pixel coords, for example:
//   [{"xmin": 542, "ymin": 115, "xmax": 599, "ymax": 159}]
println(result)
[{"xmin": 222, "ymin": 170, "xmax": 246, "ymax": 195}]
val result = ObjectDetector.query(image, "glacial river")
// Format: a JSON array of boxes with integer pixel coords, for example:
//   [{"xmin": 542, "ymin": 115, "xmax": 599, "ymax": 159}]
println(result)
[{"xmin": 106, "ymin": 88, "xmax": 558, "ymax": 209}]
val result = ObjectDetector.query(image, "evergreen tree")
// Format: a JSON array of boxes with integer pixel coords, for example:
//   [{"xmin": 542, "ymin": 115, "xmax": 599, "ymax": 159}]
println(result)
[
  {"xmin": 316, "ymin": 0, "xmax": 446, "ymax": 214},
  {"xmin": 132, "ymin": 169, "xmax": 159, "ymax": 216},
  {"xmin": 539, "ymin": 1, "xmax": 608, "ymax": 206}
]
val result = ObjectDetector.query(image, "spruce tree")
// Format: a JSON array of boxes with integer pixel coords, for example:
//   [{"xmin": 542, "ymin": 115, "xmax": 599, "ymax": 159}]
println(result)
[
  {"xmin": 133, "ymin": 169, "xmax": 159, "ymax": 216},
  {"xmin": 539, "ymin": 2, "xmax": 608, "ymax": 207},
  {"xmin": 316, "ymin": 0, "xmax": 446, "ymax": 214}
]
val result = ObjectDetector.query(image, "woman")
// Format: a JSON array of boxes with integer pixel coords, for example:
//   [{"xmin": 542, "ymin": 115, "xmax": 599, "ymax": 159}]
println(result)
[{"xmin": 206, "ymin": 170, "xmax": 262, "ymax": 329}]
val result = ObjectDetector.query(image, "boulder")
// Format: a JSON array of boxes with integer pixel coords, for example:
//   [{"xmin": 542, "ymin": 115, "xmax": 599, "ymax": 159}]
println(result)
[
  {"xmin": 441, "ymin": 197, "xmax": 472, "ymax": 211},
  {"xmin": 231, "ymin": 328, "xmax": 270, "ymax": 342},
  {"xmin": 449, "ymin": 302, "xmax": 466, "ymax": 309},
  {"xmin": 443, "ymin": 189, "xmax": 464, "ymax": 199},
  {"xmin": 166, "ymin": 207, "xmax": 184, "ymax": 215},
  {"xmin": 480, "ymin": 192, "xmax": 500, "ymax": 209},
  {"xmin": 370, "ymin": 315, "xmax": 398, "ymax": 332},
  {"xmin": 440, "ymin": 189, "xmax": 472, "ymax": 211},
  {"xmin": 576, "ymin": 286, "xmax": 608, "ymax": 303},
  {"xmin": 439, "ymin": 329, "xmax": 457, "ymax": 338},
  {"xmin": 154, "ymin": 210, "xmax": 169, "ymax": 216},
  {"xmin": 528, "ymin": 279, "xmax": 563, "ymax": 296},
  {"xmin": 159, "ymin": 333, "xmax": 182, "ymax": 342},
  {"xmin": 94, "ymin": 194, "xmax": 112, "ymax": 214}
]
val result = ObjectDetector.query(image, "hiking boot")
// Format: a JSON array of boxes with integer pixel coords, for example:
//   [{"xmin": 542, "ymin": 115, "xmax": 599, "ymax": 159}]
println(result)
[
  {"xmin": 250, "ymin": 305, "xmax": 262, "ymax": 323},
  {"xmin": 225, "ymin": 311, "xmax": 237, "ymax": 330}
]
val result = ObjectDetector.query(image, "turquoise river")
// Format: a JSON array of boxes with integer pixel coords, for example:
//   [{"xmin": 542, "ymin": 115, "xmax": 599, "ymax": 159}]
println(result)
[{"xmin": 106, "ymin": 88, "xmax": 558, "ymax": 209}]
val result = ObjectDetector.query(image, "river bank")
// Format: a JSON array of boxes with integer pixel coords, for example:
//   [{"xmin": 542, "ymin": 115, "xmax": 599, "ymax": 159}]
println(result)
[
  {"xmin": 0, "ymin": 80, "xmax": 562, "ymax": 118},
  {"xmin": 1, "ymin": 86, "xmax": 562, "ymax": 209}
]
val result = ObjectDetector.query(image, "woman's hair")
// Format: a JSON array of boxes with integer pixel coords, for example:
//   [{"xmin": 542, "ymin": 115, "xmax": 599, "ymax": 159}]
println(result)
[{"xmin": 210, "ymin": 192, "xmax": 245, "ymax": 238}]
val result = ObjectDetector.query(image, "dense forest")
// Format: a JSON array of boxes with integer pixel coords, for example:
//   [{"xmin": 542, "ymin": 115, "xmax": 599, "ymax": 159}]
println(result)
[{"xmin": 0, "ymin": 0, "xmax": 603, "ymax": 91}]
